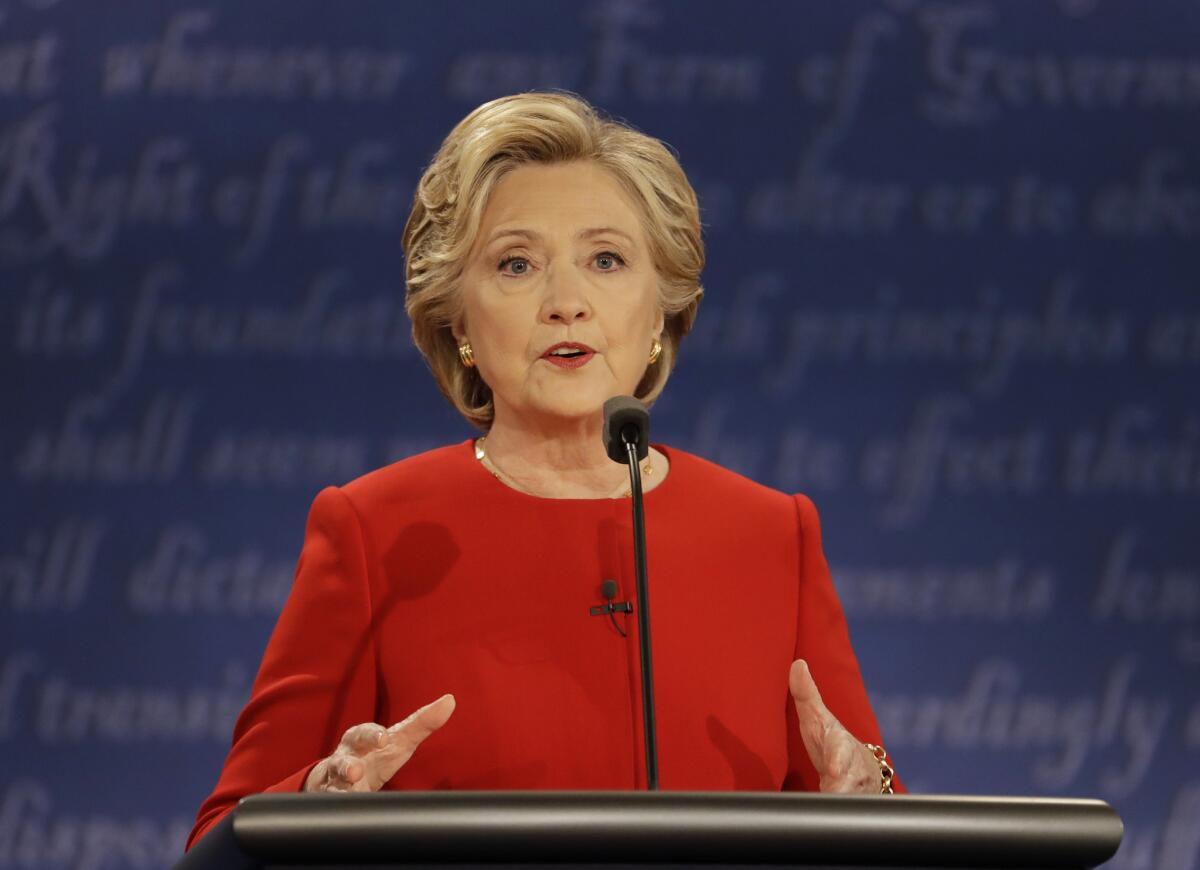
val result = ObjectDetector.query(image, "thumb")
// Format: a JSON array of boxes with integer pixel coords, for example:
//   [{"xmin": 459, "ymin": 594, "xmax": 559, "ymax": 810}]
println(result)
[
  {"xmin": 789, "ymin": 659, "xmax": 837, "ymax": 750},
  {"xmin": 789, "ymin": 659, "xmax": 827, "ymax": 711}
]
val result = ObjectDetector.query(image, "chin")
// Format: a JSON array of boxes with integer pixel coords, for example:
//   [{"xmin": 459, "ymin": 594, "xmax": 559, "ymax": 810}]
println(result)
[
  {"xmin": 534, "ymin": 400, "xmax": 607, "ymax": 422},
  {"xmin": 517, "ymin": 372, "xmax": 642, "ymax": 423},
  {"xmin": 526, "ymin": 390, "xmax": 613, "ymax": 423}
]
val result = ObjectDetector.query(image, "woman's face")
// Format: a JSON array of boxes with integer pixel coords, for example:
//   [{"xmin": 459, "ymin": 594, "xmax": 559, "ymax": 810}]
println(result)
[{"xmin": 455, "ymin": 161, "xmax": 664, "ymax": 428}]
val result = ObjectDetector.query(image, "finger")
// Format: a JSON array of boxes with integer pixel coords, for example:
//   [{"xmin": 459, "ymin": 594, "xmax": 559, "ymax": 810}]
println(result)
[
  {"xmin": 304, "ymin": 758, "xmax": 331, "ymax": 792},
  {"xmin": 349, "ymin": 694, "xmax": 456, "ymax": 790},
  {"xmin": 386, "ymin": 694, "xmax": 456, "ymax": 747},
  {"xmin": 331, "ymin": 753, "xmax": 364, "ymax": 785},
  {"xmin": 333, "ymin": 696, "xmax": 453, "ymax": 792},
  {"xmin": 340, "ymin": 722, "xmax": 388, "ymax": 756},
  {"xmin": 306, "ymin": 755, "xmax": 358, "ymax": 792}
]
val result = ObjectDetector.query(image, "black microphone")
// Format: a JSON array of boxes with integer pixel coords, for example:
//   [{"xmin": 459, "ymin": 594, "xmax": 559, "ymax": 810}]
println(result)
[
  {"xmin": 589, "ymin": 579, "xmax": 630, "ymax": 637},
  {"xmin": 603, "ymin": 395, "xmax": 650, "ymax": 462},
  {"xmin": 602, "ymin": 395, "xmax": 658, "ymax": 790}
]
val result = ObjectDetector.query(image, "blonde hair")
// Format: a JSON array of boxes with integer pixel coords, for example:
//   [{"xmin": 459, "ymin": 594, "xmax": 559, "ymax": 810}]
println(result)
[{"xmin": 401, "ymin": 90, "xmax": 705, "ymax": 430}]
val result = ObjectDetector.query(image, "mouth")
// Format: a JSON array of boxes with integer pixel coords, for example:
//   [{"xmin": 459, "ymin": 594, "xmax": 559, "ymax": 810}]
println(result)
[{"xmin": 541, "ymin": 342, "xmax": 597, "ymax": 369}]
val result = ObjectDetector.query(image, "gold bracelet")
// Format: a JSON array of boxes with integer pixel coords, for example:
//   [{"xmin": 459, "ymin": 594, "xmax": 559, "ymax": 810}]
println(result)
[{"xmin": 864, "ymin": 743, "xmax": 895, "ymax": 794}]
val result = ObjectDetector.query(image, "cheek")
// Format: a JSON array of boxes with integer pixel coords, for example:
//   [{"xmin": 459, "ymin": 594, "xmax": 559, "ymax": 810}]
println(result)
[
  {"xmin": 614, "ymin": 306, "xmax": 657, "ymax": 351},
  {"xmin": 472, "ymin": 321, "xmax": 540, "ymax": 390},
  {"xmin": 471, "ymin": 299, "xmax": 528, "ymax": 354},
  {"xmin": 606, "ymin": 288, "xmax": 658, "ymax": 337}
]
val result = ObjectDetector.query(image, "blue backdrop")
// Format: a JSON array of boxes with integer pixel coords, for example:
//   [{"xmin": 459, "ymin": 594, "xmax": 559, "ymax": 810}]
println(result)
[{"xmin": 2, "ymin": 1, "xmax": 1198, "ymax": 867}]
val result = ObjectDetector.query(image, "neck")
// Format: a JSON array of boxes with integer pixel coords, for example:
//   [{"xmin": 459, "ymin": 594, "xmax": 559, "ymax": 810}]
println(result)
[{"xmin": 482, "ymin": 407, "xmax": 647, "ymax": 499}]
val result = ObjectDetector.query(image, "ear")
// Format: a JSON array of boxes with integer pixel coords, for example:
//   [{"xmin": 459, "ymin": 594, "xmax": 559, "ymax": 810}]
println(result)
[
  {"xmin": 653, "ymin": 307, "xmax": 665, "ymax": 338},
  {"xmin": 450, "ymin": 315, "xmax": 466, "ymax": 345}
]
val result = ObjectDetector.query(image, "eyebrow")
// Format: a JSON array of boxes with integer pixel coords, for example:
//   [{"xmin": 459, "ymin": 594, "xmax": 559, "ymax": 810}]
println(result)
[{"xmin": 484, "ymin": 226, "xmax": 636, "ymax": 247}]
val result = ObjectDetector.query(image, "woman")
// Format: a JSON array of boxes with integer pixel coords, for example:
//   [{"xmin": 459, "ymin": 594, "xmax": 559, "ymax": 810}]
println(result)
[{"xmin": 187, "ymin": 91, "xmax": 901, "ymax": 851}]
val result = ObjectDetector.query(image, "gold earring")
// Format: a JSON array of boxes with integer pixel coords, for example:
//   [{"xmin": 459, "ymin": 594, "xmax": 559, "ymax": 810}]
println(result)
[
  {"xmin": 458, "ymin": 341, "xmax": 476, "ymax": 368},
  {"xmin": 648, "ymin": 337, "xmax": 663, "ymax": 364}
]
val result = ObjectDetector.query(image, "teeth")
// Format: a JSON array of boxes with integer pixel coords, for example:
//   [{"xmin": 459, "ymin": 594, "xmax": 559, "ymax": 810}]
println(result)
[{"xmin": 550, "ymin": 347, "xmax": 585, "ymax": 355}]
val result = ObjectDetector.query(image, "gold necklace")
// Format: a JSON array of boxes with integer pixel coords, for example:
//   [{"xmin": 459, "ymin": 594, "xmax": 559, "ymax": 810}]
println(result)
[{"xmin": 474, "ymin": 436, "xmax": 653, "ymax": 499}]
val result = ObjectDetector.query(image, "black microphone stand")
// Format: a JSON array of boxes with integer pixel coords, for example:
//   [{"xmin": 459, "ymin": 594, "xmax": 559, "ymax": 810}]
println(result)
[{"xmin": 622, "ymin": 432, "xmax": 659, "ymax": 791}]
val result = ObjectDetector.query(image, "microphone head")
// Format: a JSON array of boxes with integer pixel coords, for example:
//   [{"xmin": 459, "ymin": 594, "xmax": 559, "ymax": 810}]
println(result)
[
  {"xmin": 600, "ymin": 579, "xmax": 618, "ymax": 600},
  {"xmin": 603, "ymin": 395, "xmax": 650, "ymax": 463}
]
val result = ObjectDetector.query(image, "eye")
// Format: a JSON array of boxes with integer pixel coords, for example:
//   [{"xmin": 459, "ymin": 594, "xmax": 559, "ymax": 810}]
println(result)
[
  {"xmin": 595, "ymin": 251, "xmax": 626, "ymax": 271},
  {"xmin": 498, "ymin": 255, "xmax": 530, "ymax": 276}
]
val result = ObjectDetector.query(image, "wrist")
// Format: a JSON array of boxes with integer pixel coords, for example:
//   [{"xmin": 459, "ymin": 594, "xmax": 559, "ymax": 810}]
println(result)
[{"xmin": 863, "ymin": 743, "xmax": 895, "ymax": 794}]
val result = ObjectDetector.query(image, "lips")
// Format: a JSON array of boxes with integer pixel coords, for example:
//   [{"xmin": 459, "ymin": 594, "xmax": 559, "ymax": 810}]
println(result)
[{"xmin": 541, "ymin": 341, "xmax": 596, "ymax": 369}]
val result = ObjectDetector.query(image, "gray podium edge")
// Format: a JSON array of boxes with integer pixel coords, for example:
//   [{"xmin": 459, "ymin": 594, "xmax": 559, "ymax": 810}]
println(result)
[{"xmin": 175, "ymin": 791, "xmax": 1123, "ymax": 869}]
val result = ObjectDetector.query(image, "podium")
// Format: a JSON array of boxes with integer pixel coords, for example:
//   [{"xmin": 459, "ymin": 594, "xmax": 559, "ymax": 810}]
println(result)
[{"xmin": 174, "ymin": 792, "xmax": 1122, "ymax": 869}]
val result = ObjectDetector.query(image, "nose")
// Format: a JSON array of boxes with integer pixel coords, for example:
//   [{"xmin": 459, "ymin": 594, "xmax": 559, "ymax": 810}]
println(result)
[{"xmin": 538, "ymin": 264, "xmax": 592, "ymax": 325}]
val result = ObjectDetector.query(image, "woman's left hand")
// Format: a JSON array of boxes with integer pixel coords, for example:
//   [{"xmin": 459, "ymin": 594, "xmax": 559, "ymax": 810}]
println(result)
[{"xmin": 789, "ymin": 658, "xmax": 884, "ymax": 793}]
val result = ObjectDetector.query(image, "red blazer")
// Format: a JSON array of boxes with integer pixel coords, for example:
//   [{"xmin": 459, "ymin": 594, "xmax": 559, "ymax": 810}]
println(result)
[{"xmin": 188, "ymin": 440, "xmax": 899, "ymax": 850}]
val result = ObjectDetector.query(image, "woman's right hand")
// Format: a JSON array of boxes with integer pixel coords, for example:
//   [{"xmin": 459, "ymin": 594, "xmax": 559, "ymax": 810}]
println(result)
[{"xmin": 304, "ymin": 693, "xmax": 456, "ymax": 792}]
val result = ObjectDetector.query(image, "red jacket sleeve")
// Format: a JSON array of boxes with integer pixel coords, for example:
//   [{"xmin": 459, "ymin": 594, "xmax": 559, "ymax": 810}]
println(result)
[
  {"xmin": 781, "ymin": 494, "xmax": 905, "ymax": 793},
  {"xmin": 186, "ymin": 485, "xmax": 380, "ymax": 850}
]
